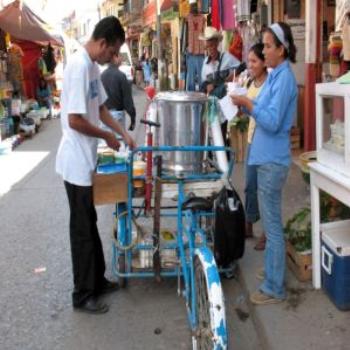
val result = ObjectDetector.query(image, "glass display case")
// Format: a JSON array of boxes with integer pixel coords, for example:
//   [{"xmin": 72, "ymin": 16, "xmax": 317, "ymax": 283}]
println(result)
[{"xmin": 316, "ymin": 82, "xmax": 350, "ymax": 177}]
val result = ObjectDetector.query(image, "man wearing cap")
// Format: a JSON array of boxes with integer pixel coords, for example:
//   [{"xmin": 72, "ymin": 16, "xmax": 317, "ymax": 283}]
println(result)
[
  {"xmin": 200, "ymin": 26, "xmax": 241, "ymax": 145},
  {"xmin": 199, "ymin": 26, "xmax": 241, "ymax": 97}
]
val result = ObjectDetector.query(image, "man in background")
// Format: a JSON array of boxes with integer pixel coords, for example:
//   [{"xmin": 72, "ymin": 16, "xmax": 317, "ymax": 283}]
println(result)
[{"xmin": 101, "ymin": 53, "xmax": 136, "ymax": 133}]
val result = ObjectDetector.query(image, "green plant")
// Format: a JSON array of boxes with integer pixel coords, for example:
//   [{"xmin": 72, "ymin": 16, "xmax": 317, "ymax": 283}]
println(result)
[
  {"xmin": 230, "ymin": 115, "xmax": 249, "ymax": 133},
  {"xmin": 284, "ymin": 208, "xmax": 311, "ymax": 252}
]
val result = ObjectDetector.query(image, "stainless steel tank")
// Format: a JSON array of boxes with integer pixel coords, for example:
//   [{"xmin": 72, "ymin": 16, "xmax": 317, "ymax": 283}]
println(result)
[{"xmin": 155, "ymin": 91, "xmax": 208, "ymax": 174}]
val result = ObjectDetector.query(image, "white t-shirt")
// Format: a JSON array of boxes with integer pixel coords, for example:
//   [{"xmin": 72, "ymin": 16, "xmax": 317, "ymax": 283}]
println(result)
[{"xmin": 55, "ymin": 48, "xmax": 107, "ymax": 186}]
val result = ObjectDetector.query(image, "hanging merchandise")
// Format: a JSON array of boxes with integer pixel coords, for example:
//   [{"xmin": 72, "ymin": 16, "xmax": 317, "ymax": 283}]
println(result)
[
  {"xmin": 342, "ymin": 12, "xmax": 350, "ymax": 61},
  {"xmin": 221, "ymin": 0, "xmax": 236, "ymax": 31},
  {"xmin": 229, "ymin": 29, "xmax": 243, "ymax": 61},
  {"xmin": 186, "ymin": 12, "xmax": 206, "ymax": 91},
  {"xmin": 187, "ymin": 13, "xmax": 206, "ymax": 56},
  {"xmin": 240, "ymin": 21, "xmax": 259, "ymax": 63},
  {"xmin": 179, "ymin": 0, "xmax": 190, "ymax": 18},
  {"xmin": 211, "ymin": 0, "xmax": 221, "ymax": 30},
  {"xmin": 328, "ymin": 32, "xmax": 343, "ymax": 78},
  {"xmin": 198, "ymin": 0, "xmax": 209, "ymax": 14},
  {"xmin": 43, "ymin": 43, "xmax": 56, "ymax": 74},
  {"xmin": 7, "ymin": 42, "xmax": 25, "ymax": 95},
  {"xmin": 222, "ymin": 31, "xmax": 233, "ymax": 51},
  {"xmin": 236, "ymin": 0, "xmax": 251, "ymax": 23}
]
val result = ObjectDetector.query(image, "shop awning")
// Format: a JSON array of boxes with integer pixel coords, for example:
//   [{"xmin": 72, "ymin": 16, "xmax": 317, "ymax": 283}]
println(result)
[{"xmin": 0, "ymin": 0, "xmax": 64, "ymax": 46}]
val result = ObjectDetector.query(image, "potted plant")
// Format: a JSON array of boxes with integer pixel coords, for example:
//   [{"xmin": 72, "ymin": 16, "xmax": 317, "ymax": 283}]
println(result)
[
  {"xmin": 285, "ymin": 197, "xmax": 350, "ymax": 282},
  {"xmin": 284, "ymin": 208, "xmax": 312, "ymax": 282}
]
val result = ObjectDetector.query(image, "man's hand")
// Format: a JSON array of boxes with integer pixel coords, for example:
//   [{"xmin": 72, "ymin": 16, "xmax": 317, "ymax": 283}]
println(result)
[
  {"xmin": 128, "ymin": 115, "xmax": 136, "ymax": 131},
  {"xmin": 124, "ymin": 133, "xmax": 137, "ymax": 150},
  {"xmin": 104, "ymin": 131, "xmax": 121, "ymax": 151},
  {"xmin": 206, "ymin": 83, "xmax": 214, "ymax": 94}
]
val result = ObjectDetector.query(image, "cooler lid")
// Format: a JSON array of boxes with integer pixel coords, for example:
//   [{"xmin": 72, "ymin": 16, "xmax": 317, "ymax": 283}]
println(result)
[
  {"xmin": 322, "ymin": 223, "xmax": 350, "ymax": 256},
  {"xmin": 155, "ymin": 91, "xmax": 208, "ymax": 102}
]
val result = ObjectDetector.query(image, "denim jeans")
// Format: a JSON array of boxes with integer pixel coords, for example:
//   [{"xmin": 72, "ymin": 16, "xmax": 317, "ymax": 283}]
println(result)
[
  {"xmin": 186, "ymin": 54, "xmax": 204, "ymax": 91},
  {"xmin": 257, "ymin": 163, "xmax": 289, "ymax": 299},
  {"xmin": 244, "ymin": 144, "xmax": 260, "ymax": 223}
]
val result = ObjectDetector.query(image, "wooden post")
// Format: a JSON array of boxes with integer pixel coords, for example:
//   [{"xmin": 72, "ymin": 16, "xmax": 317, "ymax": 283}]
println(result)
[{"xmin": 304, "ymin": 0, "xmax": 323, "ymax": 151}]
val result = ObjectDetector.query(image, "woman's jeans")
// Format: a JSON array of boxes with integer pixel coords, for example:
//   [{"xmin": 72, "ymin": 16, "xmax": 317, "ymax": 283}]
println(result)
[
  {"xmin": 244, "ymin": 144, "xmax": 260, "ymax": 223},
  {"xmin": 257, "ymin": 162, "xmax": 289, "ymax": 299}
]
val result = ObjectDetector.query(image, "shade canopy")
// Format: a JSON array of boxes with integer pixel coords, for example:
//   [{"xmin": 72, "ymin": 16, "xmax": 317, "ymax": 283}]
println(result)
[{"xmin": 0, "ymin": 1, "xmax": 63, "ymax": 46}]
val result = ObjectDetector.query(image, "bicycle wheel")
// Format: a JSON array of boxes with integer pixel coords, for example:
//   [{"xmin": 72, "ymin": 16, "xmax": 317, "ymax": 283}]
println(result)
[{"xmin": 193, "ymin": 247, "xmax": 227, "ymax": 350}]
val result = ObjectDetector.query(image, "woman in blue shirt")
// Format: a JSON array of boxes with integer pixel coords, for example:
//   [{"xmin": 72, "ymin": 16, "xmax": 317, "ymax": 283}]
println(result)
[{"xmin": 231, "ymin": 22, "xmax": 297, "ymax": 305}]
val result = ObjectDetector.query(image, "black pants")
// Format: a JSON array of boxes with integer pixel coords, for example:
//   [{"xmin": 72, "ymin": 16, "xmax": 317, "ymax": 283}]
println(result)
[{"xmin": 64, "ymin": 181, "xmax": 106, "ymax": 306}]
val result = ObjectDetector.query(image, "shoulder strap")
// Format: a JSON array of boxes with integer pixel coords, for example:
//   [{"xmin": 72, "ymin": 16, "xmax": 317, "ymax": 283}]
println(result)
[{"xmin": 217, "ymin": 52, "xmax": 224, "ymax": 72}]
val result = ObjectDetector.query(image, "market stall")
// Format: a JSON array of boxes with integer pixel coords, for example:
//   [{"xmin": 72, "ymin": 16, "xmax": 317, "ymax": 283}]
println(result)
[{"xmin": 0, "ymin": 0, "xmax": 63, "ymax": 147}]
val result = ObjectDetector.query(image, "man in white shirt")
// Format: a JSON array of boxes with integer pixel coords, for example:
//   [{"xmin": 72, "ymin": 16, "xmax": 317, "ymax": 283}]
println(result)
[
  {"xmin": 199, "ymin": 26, "xmax": 241, "ymax": 147},
  {"xmin": 56, "ymin": 16, "xmax": 136, "ymax": 315},
  {"xmin": 199, "ymin": 27, "xmax": 241, "ymax": 97}
]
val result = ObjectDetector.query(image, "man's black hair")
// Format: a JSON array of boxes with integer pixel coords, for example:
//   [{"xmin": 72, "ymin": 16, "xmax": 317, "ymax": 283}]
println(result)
[{"xmin": 92, "ymin": 16, "xmax": 125, "ymax": 46}]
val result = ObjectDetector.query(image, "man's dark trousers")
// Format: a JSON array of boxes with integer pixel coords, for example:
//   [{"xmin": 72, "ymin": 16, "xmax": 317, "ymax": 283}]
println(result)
[{"xmin": 64, "ymin": 181, "xmax": 106, "ymax": 306}]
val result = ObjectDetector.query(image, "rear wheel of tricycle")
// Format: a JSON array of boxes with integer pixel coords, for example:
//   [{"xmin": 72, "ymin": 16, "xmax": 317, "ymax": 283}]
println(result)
[{"xmin": 193, "ymin": 247, "xmax": 227, "ymax": 350}]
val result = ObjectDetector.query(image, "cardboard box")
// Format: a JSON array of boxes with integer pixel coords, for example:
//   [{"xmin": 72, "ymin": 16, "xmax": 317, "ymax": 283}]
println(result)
[
  {"xmin": 93, "ymin": 172, "xmax": 128, "ymax": 205},
  {"xmin": 286, "ymin": 241, "xmax": 312, "ymax": 282},
  {"xmin": 229, "ymin": 126, "xmax": 248, "ymax": 163}
]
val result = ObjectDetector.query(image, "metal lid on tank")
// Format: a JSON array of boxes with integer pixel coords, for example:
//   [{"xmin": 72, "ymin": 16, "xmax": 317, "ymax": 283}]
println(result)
[{"xmin": 155, "ymin": 91, "xmax": 208, "ymax": 102}]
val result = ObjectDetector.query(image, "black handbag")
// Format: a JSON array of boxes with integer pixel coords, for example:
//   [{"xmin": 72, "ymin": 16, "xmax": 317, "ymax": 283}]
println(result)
[{"xmin": 214, "ymin": 185, "xmax": 246, "ymax": 267}]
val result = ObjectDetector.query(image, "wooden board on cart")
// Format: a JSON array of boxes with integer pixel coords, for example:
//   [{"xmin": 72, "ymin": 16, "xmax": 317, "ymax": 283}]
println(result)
[{"xmin": 93, "ymin": 172, "xmax": 128, "ymax": 205}]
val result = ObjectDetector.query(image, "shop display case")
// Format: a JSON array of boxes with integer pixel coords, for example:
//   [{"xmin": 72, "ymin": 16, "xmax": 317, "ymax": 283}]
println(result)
[{"xmin": 316, "ymin": 82, "xmax": 350, "ymax": 177}]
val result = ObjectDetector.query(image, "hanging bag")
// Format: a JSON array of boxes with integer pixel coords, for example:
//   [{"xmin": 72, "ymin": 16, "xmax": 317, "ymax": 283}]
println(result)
[{"xmin": 214, "ymin": 184, "xmax": 246, "ymax": 267}]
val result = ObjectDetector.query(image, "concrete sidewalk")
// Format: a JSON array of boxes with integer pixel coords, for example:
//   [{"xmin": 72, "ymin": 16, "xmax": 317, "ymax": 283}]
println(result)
[{"xmin": 232, "ymin": 160, "xmax": 350, "ymax": 350}]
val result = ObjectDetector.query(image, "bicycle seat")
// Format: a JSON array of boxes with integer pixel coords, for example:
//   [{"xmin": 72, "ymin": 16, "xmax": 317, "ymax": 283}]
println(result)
[{"xmin": 181, "ymin": 197, "xmax": 212, "ymax": 212}]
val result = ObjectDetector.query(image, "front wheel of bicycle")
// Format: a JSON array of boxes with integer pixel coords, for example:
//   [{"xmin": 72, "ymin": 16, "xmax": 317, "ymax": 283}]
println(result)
[{"xmin": 193, "ymin": 247, "xmax": 227, "ymax": 350}]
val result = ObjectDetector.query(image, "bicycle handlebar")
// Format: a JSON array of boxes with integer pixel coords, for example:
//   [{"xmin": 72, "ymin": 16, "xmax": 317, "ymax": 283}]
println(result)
[{"xmin": 140, "ymin": 119, "xmax": 161, "ymax": 128}]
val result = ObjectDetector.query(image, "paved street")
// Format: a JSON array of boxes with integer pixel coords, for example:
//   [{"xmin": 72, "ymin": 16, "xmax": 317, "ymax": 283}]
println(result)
[{"xmin": 0, "ymin": 87, "xmax": 260, "ymax": 350}]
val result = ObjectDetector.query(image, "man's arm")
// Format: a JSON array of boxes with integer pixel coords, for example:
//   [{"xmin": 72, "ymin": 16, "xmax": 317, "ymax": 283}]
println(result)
[
  {"xmin": 68, "ymin": 113, "xmax": 120, "ymax": 150},
  {"xmin": 99, "ymin": 105, "xmax": 136, "ymax": 149}
]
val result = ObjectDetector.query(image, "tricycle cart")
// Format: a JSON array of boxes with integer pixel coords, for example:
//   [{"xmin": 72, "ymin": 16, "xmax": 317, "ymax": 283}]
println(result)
[{"xmin": 111, "ymin": 145, "xmax": 234, "ymax": 350}]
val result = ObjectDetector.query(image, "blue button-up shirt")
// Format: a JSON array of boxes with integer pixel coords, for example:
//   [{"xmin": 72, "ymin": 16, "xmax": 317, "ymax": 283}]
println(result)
[{"xmin": 249, "ymin": 60, "xmax": 297, "ymax": 166}]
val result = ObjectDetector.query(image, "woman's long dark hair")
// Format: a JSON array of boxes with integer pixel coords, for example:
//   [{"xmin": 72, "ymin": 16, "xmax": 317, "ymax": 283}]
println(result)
[
  {"xmin": 250, "ymin": 42, "xmax": 265, "ymax": 62},
  {"xmin": 246, "ymin": 43, "xmax": 267, "ymax": 88},
  {"xmin": 266, "ymin": 22, "xmax": 297, "ymax": 63}
]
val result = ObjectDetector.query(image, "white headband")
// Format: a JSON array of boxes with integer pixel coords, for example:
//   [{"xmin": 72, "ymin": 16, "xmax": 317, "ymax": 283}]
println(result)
[{"xmin": 269, "ymin": 23, "xmax": 289, "ymax": 50}]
